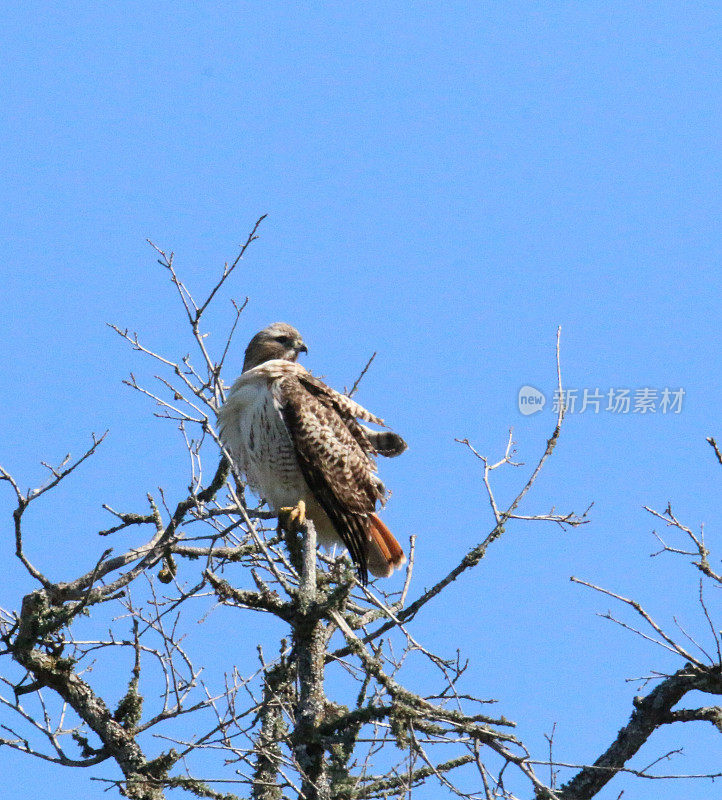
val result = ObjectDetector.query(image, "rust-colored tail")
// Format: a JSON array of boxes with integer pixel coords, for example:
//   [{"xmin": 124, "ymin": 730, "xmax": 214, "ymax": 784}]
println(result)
[{"xmin": 366, "ymin": 514, "xmax": 406, "ymax": 578}]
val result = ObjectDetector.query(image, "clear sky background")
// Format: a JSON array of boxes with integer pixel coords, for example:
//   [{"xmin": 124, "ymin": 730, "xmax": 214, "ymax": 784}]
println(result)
[{"xmin": 2, "ymin": 4, "xmax": 722, "ymax": 799}]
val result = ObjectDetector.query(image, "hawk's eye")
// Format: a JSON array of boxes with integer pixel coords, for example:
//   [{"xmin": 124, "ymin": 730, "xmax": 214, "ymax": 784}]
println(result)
[{"xmin": 275, "ymin": 335, "xmax": 292, "ymax": 346}]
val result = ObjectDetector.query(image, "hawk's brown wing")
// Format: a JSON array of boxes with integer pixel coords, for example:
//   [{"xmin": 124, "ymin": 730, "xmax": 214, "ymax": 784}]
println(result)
[
  {"xmin": 277, "ymin": 375, "xmax": 383, "ymax": 584},
  {"xmin": 297, "ymin": 372, "xmax": 408, "ymax": 459}
]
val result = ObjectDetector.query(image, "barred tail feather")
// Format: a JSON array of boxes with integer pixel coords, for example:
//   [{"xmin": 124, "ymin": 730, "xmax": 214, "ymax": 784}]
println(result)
[{"xmin": 360, "ymin": 426, "xmax": 408, "ymax": 457}]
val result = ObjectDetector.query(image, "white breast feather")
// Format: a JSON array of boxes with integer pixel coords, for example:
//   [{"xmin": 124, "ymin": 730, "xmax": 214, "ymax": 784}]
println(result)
[{"xmin": 218, "ymin": 375, "xmax": 307, "ymax": 510}]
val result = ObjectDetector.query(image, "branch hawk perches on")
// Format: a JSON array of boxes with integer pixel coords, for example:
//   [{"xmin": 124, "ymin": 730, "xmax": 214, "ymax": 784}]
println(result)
[{"xmin": 218, "ymin": 322, "xmax": 407, "ymax": 584}]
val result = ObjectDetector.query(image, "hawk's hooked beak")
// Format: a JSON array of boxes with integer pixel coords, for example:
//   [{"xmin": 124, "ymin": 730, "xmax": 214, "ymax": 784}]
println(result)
[{"xmin": 296, "ymin": 342, "xmax": 308, "ymax": 356}]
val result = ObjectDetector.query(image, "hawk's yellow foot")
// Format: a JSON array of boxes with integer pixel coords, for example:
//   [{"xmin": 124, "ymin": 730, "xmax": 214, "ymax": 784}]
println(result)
[{"xmin": 278, "ymin": 500, "xmax": 306, "ymax": 533}]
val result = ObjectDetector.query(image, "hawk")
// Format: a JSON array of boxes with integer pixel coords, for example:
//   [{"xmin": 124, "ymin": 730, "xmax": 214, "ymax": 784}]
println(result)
[{"xmin": 218, "ymin": 322, "xmax": 407, "ymax": 584}]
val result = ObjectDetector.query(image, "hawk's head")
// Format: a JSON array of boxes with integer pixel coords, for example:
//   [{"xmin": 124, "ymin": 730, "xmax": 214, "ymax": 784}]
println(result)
[{"xmin": 242, "ymin": 322, "xmax": 308, "ymax": 372}]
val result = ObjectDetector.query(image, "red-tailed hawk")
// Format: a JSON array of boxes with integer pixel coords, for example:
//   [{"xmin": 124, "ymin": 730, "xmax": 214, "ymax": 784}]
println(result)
[{"xmin": 218, "ymin": 322, "xmax": 406, "ymax": 584}]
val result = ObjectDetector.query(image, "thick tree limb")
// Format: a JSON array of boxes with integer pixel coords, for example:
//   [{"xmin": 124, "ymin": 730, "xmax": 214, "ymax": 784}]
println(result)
[{"xmin": 559, "ymin": 666, "xmax": 722, "ymax": 799}]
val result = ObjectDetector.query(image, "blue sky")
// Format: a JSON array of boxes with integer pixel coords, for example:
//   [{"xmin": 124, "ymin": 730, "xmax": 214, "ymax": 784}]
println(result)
[{"xmin": 2, "ymin": 4, "xmax": 722, "ymax": 798}]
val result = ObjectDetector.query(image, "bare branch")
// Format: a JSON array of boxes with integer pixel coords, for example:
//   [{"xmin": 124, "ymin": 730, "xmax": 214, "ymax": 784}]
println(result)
[
  {"xmin": 570, "ymin": 577, "xmax": 706, "ymax": 668},
  {"xmin": 558, "ymin": 667, "xmax": 722, "ymax": 800},
  {"xmin": 706, "ymin": 436, "xmax": 722, "ymax": 466},
  {"xmin": 347, "ymin": 352, "xmax": 377, "ymax": 398}
]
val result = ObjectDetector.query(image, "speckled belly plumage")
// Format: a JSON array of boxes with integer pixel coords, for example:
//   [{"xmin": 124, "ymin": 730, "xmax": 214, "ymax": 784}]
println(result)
[{"xmin": 218, "ymin": 376, "xmax": 339, "ymax": 547}]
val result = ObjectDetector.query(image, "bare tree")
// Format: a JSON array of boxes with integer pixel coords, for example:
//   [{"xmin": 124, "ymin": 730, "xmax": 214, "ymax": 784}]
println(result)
[{"xmin": 1, "ymin": 217, "xmax": 720, "ymax": 799}]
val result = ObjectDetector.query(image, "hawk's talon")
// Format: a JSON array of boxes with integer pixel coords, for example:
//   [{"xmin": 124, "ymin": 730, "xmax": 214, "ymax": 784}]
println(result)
[{"xmin": 278, "ymin": 500, "xmax": 306, "ymax": 534}]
